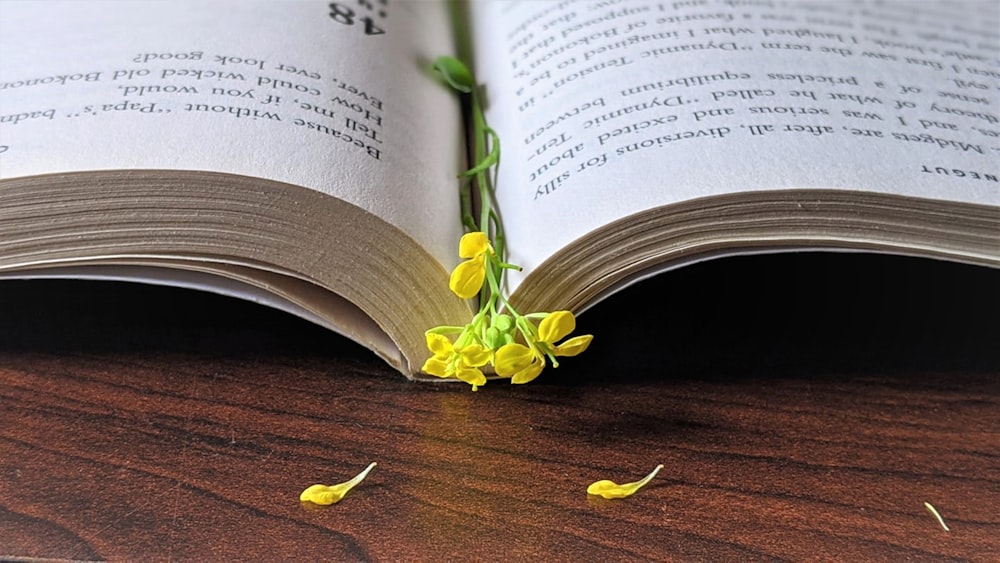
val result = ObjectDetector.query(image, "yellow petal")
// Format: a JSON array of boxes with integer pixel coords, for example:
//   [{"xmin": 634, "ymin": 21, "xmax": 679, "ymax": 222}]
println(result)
[
  {"xmin": 587, "ymin": 464, "xmax": 663, "ymax": 499},
  {"xmin": 449, "ymin": 257, "xmax": 486, "ymax": 299},
  {"xmin": 458, "ymin": 231, "xmax": 490, "ymax": 259},
  {"xmin": 538, "ymin": 310, "xmax": 576, "ymax": 344},
  {"xmin": 455, "ymin": 366, "xmax": 487, "ymax": 388},
  {"xmin": 494, "ymin": 343, "xmax": 534, "ymax": 376},
  {"xmin": 924, "ymin": 502, "xmax": 951, "ymax": 532},
  {"xmin": 510, "ymin": 359, "xmax": 545, "ymax": 384},
  {"xmin": 421, "ymin": 357, "xmax": 451, "ymax": 378},
  {"xmin": 300, "ymin": 462, "xmax": 377, "ymax": 506},
  {"xmin": 553, "ymin": 334, "xmax": 593, "ymax": 357},
  {"xmin": 425, "ymin": 332, "xmax": 454, "ymax": 358},
  {"xmin": 458, "ymin": 344, "xmax": 492, "ymax": 367}
]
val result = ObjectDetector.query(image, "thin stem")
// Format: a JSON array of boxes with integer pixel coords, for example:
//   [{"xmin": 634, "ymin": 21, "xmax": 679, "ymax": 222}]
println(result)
[
  {"xmin": 484, "ymin": 258, "xmax": 521, "ymax": 319},
  {"xmin": 459, "ymin": 177, "xmax": 477, "ymax": 232},
  {"xmin": 470, "ymin": 93, "xmax": 488, "ymax": 230}
]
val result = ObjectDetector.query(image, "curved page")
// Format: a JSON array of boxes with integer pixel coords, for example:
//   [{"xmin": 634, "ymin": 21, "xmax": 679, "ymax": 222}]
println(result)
[{"xmin": 469, "ymin": 0, "xmax": 1000, "ymax": 295}]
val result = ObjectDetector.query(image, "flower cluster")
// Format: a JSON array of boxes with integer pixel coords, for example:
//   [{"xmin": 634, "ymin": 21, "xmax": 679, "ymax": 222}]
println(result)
[
  {"xmin": 423, "ymin": 235, "xmax": 592, "ymax": 390},
  {"xmin": 423, "ymin": 56, "xmax": 592, "ymax": 390}
]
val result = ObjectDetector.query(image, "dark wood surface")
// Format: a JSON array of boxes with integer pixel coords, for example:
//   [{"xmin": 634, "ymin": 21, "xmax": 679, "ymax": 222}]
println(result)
[{"xmin": 2, "ymin": 254, "xmax": 998, "ymax": 561}]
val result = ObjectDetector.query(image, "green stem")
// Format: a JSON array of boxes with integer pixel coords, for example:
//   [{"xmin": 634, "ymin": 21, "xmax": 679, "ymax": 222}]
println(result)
[
  {"xmin": 471, "ymin": 94, "xmax": 491, "ymax": 235},
  {"xmin": 459, "ymin": 178, "xmax": 477, "ymax": 232},
  {"xmin": 485, "ymin": 258, "xmax": 521, "ymax": 319}
]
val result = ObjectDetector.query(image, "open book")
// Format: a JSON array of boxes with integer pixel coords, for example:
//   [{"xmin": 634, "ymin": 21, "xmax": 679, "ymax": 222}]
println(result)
[{"xmin": 2, "ymin": 0, "xmax": 998, "ymax": 378}]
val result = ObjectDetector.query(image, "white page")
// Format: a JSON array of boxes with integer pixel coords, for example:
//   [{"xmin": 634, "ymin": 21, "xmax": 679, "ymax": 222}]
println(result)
[
  {"xmin": 469, "ymin": 0, "xmax": 1000, "ymax": 287},
  {"xmin": 0, "ymin": 0, "xmax": 464, "ymax": 265}
]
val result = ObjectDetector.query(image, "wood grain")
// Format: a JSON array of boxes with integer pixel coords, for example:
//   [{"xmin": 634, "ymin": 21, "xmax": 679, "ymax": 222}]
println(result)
[{"xmin": 2, "ymin": 254, "xmax": 998, "ymax": 561}]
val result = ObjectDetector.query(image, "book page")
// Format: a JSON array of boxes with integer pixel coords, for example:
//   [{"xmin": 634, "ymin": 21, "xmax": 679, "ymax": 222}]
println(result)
[
  {"xmin": 0, "ymin": 0, "xmax": 464, "ymax": 265},
  {"xmin": 469, "ymin": 0, "xmax": 1000, "ymax": 286}
]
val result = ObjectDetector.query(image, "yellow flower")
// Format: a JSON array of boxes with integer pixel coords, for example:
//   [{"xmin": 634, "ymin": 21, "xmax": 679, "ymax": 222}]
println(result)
[
  {"xmin": 449, "ymin": 232, "xmax": 493, "ymax": 299},
  {"xmin": 494, "ymin": 342, "xmax": 544, "ymax": 384},
  {"xmin": 300, "ymin": 462, "xmax": 377, "ymax": 506},
  {"xmin": 422, "ymin": 332, "xmax": 490, "ymax": 388},
  {"xmin": 494, "ymin": 311, "xmax": 593, "ymax": 384},
  {"xmin": 587, "ymin": 464, "xmax": 663, "ymax": 499},
  {"xmin": 537, "ymin": 310, "xmax": 593, "ymax": 357}
]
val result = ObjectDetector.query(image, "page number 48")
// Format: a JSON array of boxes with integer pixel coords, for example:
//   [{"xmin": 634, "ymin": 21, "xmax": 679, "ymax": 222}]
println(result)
[{"xmin": 329, "ymin": 1, "xmax": 386, "ymax": 36}]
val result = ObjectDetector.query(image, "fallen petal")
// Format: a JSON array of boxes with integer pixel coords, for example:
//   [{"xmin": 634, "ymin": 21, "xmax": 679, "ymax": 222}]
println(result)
[
  {"xmin": 587, "ymin": 464, "xmax": 663, "ymax": 499},
  {"xmin": 300, "ymin": 462, "xmax": 377, "ymax": 506}
]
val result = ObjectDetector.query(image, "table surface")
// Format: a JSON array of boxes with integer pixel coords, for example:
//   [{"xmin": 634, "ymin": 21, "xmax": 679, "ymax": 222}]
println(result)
[{"xmin": 2, "ymin": 254, "xmax": 998, "ymax": 561}]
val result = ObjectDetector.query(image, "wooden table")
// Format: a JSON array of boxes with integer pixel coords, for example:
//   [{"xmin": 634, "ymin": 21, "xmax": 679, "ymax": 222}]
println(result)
[{"xmin": 2, "ymin": 254, "xmax": 998, "ymax": 561}]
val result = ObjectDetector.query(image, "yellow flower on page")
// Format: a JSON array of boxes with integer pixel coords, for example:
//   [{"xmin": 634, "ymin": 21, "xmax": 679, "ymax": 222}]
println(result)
[
  {"xmin": 449, "ymin": 232, "xmax": 493, "ymax": 299},
  {"xmin": 300, "ymin": 462, "xmax": 377, "ymax": 506},
  {"xmin": 423, "ymin": 55, "xmax": 595, "ymax": 389}
]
